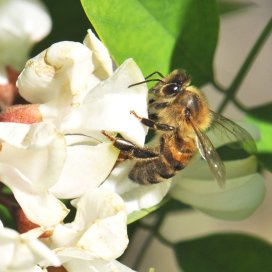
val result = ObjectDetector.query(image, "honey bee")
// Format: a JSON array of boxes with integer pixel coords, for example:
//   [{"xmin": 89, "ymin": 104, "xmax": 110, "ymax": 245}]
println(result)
[{"xmin": 103, "ymin": 69, "xmax": 256, "ymax": 188}]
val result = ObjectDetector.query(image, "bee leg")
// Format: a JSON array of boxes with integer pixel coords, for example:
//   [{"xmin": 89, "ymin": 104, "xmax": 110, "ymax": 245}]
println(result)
[
  {"xmin": 130, "ymin": 110, "xmax": 174, "ymax": 131},
  {"xmin": 148, "ymin": 99, "xmax": 169, "ymax": 110},
  {"xmin": 102, "ymin": 131, "xmax": 159, "ymax": 160}
]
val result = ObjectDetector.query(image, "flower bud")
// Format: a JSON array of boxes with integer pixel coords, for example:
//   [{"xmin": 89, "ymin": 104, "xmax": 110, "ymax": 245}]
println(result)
[{"xmin": 0, "ymin": 104, "xmax": 42, "ymax": 123}]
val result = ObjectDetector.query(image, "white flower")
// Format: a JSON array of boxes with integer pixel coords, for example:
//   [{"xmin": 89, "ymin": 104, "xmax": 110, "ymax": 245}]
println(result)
[
  {"xmin": 15, "ymin": 30, "xmax": 151, "ymax": 203},
  {"xmin": 17, "ymin": 37, "xmax": 148, "ymax": 145},
  {"xmin": 0, "ymin": 225, "xmax": 60, "ymax": 271},
  {"xmin": 0, "ymin": 29, "xmax": 163, "ymax": 229},
  {"xmin": 0, "ymin": 122, "xmax": 68, "ymax": 226},
  {"xmin": 101, "ymin": 160, "xmax": 172, "ymax": 217},
  {"xmin": 0, "ymin": 0, "xmax": 51, "ymax": 83},
  {"xmin": 83, "ymin": 29, "xmax": 114, "ymax": 80},
  {"xmin": 46, "ymin": 188, "xmax": 131, "ymax": 271},
  {"xmin": 63, "ymin": 259, "xmax": 135, "ymax": 272}
]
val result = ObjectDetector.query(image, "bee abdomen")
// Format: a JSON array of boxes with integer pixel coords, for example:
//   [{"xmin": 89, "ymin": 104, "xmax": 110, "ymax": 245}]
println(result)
[
  {"xmin": 129, "ymin": 151, "xmax": 186, "ymax": 184},
  {"xmin": 129, "ymin": 157, "xmax": 176, "ymax": 185},
  {"xmin": 129, "ymin": 135, "xmax": 196, "ymax": 185}
]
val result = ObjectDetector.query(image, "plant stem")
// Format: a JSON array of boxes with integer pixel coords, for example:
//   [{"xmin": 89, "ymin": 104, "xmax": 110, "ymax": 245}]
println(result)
[
  {"xmin": 232, "ymin": 98, "xmax": 248, "ymax": 112},
  {"xmin": 133, "ymin": 228, "xmax": 154, "ymax": 269},
  {"xmin": 211, "ymin": 80, "xmax": 248, "ymax": 113},
  {"xmin": 140, "ymin": 221, "xmax": 174, "ymax": 247},
  {"xmin": 133, "ymin": 213, "xmax": 166, "ymax": 270},
  {"xmin": 211, "ymin": 79, "xmax": 226, "ymax": 94},
  {"xmin": 155, "ymin": 230, "xmax": 173, "ymax": 247},
  {"xmin": 217, "ymin": 17, "xmax": 272, "ymax": 113}
]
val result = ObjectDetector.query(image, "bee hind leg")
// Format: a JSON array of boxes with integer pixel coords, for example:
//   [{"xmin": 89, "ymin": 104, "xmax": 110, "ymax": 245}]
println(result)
[{"xmin": 102, "ymin": 131, "xmax": 159, "ymax": 160}]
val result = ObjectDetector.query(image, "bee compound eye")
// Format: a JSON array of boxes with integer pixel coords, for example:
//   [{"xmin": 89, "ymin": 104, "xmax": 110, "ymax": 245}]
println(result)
[{"xmin": 162, "ymin": 83, "xmax": 181, "ymax": 96}]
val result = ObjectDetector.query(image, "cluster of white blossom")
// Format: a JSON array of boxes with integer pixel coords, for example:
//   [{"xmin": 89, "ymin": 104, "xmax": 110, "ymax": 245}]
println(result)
[{"xmin": 0, "ymin": 0, "xmax": 265, "ymax": 271}]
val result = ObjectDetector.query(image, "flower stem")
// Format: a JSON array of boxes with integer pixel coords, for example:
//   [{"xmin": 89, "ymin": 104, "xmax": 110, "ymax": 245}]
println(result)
[
  {"xmin": 217, "ymin": 17, "xmax": 272, "ymax": 113},
  {"xmin": 133, "ymin": 228, "xmax": 154, "ymax": 269},
  {"xmin": 211, "ymin": 80, "xmax": 248, "ymax": 113},
  {"xmin": 211, "ymin": 80, "xmax": 226, "ymax": 94},
  {"xmin": 133, "ymin": 213, "xmax": 166, "ymax": 270},
  {"xmin": 139, "ymin": 221, "xmax": 174, "ymax": 247},
  {"xmin": 155, "ymin": 231, "xmax": 173, "ymax": 247}
]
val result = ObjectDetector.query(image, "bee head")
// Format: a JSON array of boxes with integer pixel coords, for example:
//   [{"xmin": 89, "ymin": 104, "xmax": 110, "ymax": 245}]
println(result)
[{"xmin": 152, "ymin": 69, "xmax": 191, "ymax": 98}]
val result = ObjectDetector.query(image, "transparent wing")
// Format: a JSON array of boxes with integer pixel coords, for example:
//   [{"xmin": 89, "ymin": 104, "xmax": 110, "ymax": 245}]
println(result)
[
  {"xmin": 210, "ymin": 111, "xmax": 257, "ymax": 154},
  {"xmin": 190, "ymin": 120, "xmax": 226, "ymax": 188}
]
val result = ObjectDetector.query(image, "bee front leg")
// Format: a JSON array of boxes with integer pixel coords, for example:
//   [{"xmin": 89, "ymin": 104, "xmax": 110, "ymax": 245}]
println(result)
[
  {"xmin": 102, "ymin": 131, "xmax": 159, "ymax": 160},
  {"xmin": 130, "ymin": 110, "xmax": 174, "ymax": 131}
]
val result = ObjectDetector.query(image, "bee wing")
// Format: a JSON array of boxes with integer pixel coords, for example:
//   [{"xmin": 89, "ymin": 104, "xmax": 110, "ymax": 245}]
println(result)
[
  {"xmin": 191, "ymin": 120, "xmax": 226, "ymax": 188},
  {"xmin": 210, "ymin": 111, "xmax": 257, "ymax": 154}
]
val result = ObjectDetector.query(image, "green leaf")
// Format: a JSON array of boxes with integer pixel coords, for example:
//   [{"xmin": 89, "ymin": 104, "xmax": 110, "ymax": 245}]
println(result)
[
  {"xmin": 247, "ymin": 115, "xmax": 272, "ymax": 171},
  {"xmin": 32, "ymin": 0, "xmax": 92, "ymax": 55},
  {"xmin": 81, "ymin": 0, "xmax": 219, "ymax": 86},
  {"xmin": 247, "ymin": 115, "xmax": 272, "ymax": 152},
  {"xmin": 218, "ymin": 0, "xmax": 255, "ymax": 15},
  {"xmin": 0, "ymin": 204, "xmax": 15, "ymax": 229},
  {"xmin": 156, "ymin": 197, "xmax": 191, "ymax": 214},
  {"xmin": 257, "ymin": 152, "xmax": 272, "ymax": 172},
  {"xmin": 248, "ymin": 103, "xmax": 272, "ymax": 123},
  {"xmin": 174, "ymin": 233, "xmax": 272, "ymax": 272},
  {"xmin": 127, "ymin": 198, "xmax": 167, "ymax": 224},
  {"xmin": 217, "ymin": 144, "xmax": 250, "ymax": 161},
  {"xmin": 127, "ymin": 197, "xmax": 190, "ymax": 224},
  {"xmin": 127, "ymin": 207, "xmax": 155, "ymax": 225}
]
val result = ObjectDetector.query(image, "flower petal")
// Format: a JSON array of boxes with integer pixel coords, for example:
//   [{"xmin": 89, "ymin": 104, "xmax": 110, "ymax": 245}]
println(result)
[
  {"xmin": 0, "ymin": 227, "xmax": 60, "ymax": 270},
  {"xmin": 83, "ymin": 29, "xmax": 113, "ymax": 79},
  {"xmin": 0, "ymin": 122, "xmax": 68, "ymax": 226},
  {"xmin": 72, "ymin": 188, "xmax": 126, "ymax": 231},
  {"xmin": 0, "ymin": 163, "xmax": 69, "ymax": 226},
  {"xmin": 0, "ymin": 0, "xmax": 52, "ymax": 71},
  {"xmin": 55, "ymin": 246, "xmax": 96, "ymax": 263},
  {"xmin": 0, "ymin": 122, "xmax": 66, "ymax": 190},
  {"xmin": 63, "ymin": 259, "xmax": 135, "ymax": 272},
  {"xmin": 77, "ymin": 211, "xmax": 128, "ymax": 260},
  {"xmin": 17, "ymin": 41, "xmax": 96, "ymax": 108},
  {"xmin": 52, "ymin": 189, "xmax": 128, "ymax": 260},
  {"xmin": 0, "ymin": 0, "xmax": 51, "ymax": 42},
  {"xmin": 101, "ymin": 161, "xmax": 172, "ymax": 215},
  {"xmin": 170, "ymin": 173, "xmax": 265, "ymax": 220},
  {"xmin": 50, "ymin": 142, "xmax": 119, "ymax": 199},
  {"xmin": 61, "ymin": 58, "xmax": 148, "ymax": 146}
]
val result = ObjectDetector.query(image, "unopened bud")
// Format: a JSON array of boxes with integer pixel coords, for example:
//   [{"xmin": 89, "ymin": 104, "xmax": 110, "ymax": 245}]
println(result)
[{"xmin": 0, "ymin": 104, "xmax": 42, "ymax": 123}]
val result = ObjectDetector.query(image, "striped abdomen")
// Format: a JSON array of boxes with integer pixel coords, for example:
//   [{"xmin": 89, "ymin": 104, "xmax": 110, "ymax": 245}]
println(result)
[{"xmin": 129, "ymin": 133, "xmax": 197, "ymax": 184}]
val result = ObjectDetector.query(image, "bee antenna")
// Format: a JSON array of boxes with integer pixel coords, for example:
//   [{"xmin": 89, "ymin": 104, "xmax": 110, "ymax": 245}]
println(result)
[
  {"xmin": 128, "ymin": 71, "xmax": 165, "ymax": 88},
  {"xmin": 145, "ymin": 71, "xmax": 165, "ymax": 79},
  {"xmin": 128, "ymin": 79, "xmax": 165, "ymax": 88}
]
